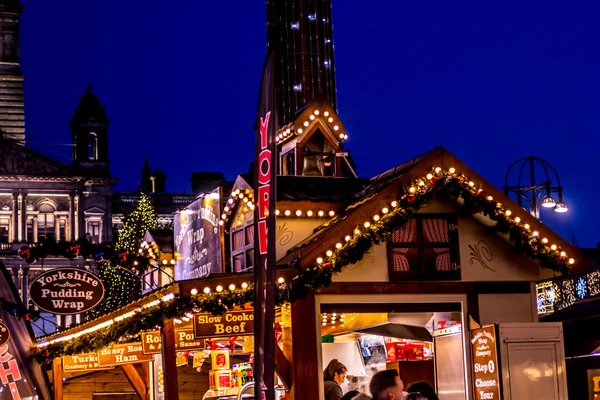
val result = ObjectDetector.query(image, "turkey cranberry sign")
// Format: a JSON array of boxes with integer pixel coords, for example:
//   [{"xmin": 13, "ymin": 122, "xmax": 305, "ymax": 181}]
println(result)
[{"xmin": 29, "ymin": 268, "xmax": 105, "ymax": 315}]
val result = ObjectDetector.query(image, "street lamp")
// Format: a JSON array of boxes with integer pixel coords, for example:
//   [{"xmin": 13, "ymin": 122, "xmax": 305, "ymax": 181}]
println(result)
[{"xmin": 503, "ymin": 156, "xmax": 568, "ymax": 220}]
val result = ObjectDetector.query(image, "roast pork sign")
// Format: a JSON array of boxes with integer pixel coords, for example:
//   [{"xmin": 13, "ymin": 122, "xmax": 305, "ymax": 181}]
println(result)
[{"xmin": 29, "ymin": 268, "xmax": 105, "ymax": 314}]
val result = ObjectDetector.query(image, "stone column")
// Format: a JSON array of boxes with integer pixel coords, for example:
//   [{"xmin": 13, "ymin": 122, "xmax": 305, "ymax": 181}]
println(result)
[
  {"xmin": 20, "ymin": 194, "xmax": 27, "ymax": 242},
  {"xmin": 32, "ymin": 216, "xmax": 38, "ymax": 243},
  {"xmin": 74, "ymin": 195, "xmax": 80, "ymax": 240},
  {"xmin": 54, "ymin": 214, "xmax": 60, "ymax": 240},
  {"xmin": 68, "ymin": 194, "xmax": 75, "ymax": 241},
  {"xmin": 11, "ymin": 193, "xmax": 17, "ymax": 242}
]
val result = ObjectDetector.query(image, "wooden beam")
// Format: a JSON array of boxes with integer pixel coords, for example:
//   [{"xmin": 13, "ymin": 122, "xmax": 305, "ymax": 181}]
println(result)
[
  {"xmin": 141, "ymin": 362, "xmax": 151, "ymax": 392},
  {"xmin": 53, "ymin": 358, "xmax": 63, "ymax": 400},
  {"xmin": 290, "ymin": 293, "xmax": 320, "ymax": 400},
  {"xmin": 121, "ymin": 364, "xmax": 148, "ymax": 400},
  {"xmin": 318, "ymin": 281, "xmax": 532, "ymax": 296},
  {"xmin": 274, "ymin": 344, "xmax": 291, "ymax": 389},
  {"xmin": 161, "ymin": 319, "xmax": 179, "ymax": 400}
]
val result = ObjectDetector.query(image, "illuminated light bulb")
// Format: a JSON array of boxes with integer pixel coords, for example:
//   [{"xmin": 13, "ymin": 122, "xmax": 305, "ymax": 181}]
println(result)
[
  {"xmin": 138, "ymin": 249, "xmax": 143, "ymax": 253},
  {"xmin": 364, "ymin": 221, "xmax": 371, "ymax": 228},
  {"xmin": 542, "ymin": 238, "xmax": 548, "ymax": 244},
  {"xmin": 241, "ymin": 282, "xmax": 249, "ymax": 289},
  {"xmin": 336, "ymin": 243, "xmax": 343, "ymax": 249},
  {"xmin": 174, "ymin": 318, "xmax": 182, "ymax": 324},
  {"xmin": 224, "ymin": 206, "xmax": 229, "ymax": 212},
  {"xmin": 297, "ymin": 128, "xmax": 303, "ymax": 134},
  {"xmin": 296, "ymin": 210, "xmax": 302, "ymax": 216},
  {"xmin": 524, "ymin": 224, "xmax": 530, "ymax": 230},
  {"xmin": 326, "ymin": 250, "xmax": 333, "ymax": 257},
  {"xmin": 162, "ymin": 259, "xmax": 168, "ymax": 265},
  {"xmin": 317, "ymin": 257, "xmax": 324, "ymax": 264},
  {"xmin": 329, "ymin": 210, "xmax": 335, "ymax": 217},
  {"xmin": 344, "ymin": 134, "xmax": 348, "ymax": 140},
  {"xmin": 324, "ymin": 111, "xmax": 330, "ymax": 117},
  {"xmin": 229, "ymin": 284, "xmax": 236, "ymax": 291},
  {"xmin": 354, "ymin": 228, "xmax": 361, "ymax": 236},
  {"xmin": 203, "ymin": 287, "xmax": 211, "ymax": 294},
  {"xmin": 284, "ymin": 210, "xmax": 291, "ymax": 216},
  {"xmin": 435, "ymin": 167, "xmax": 442, "ymax": 173},
  {"xmin": 235, "ymin": 189, "xmax": 240, "ymax": 194},
  {"xmin": 391, "ymin": 201, "xmax": 398, "ymax": 207},
  {"xmin": 418, "ymin": 181, "xmax": 425, "ymax": 187},
  {"xmin": 409, "ymin": 187, "xmax": 416, "ymax": 193},
  {"xmin": 426, "ymin": 174, "xmax": 433, "ymax": 180},
  {"xmin": 550, "ymin": 244, "xmax": 557, "ymax": 251},
  {"xmin": 307, "ymin": 210, "xmax": 314, "ymax": 217},
  {"xmin": 170, "ymin": 259, "xmax": 176, "ymax": 265},
  {"xmin": 328, "ymin": 117, "xmax": 334, "ymax": 123},
  {"xmin": 309, "ymin": 114, "xmax": 315, "ymax": 120},
  {"xmin": 278, "ymin": 277, "xmax": 285, "ymax": 284},
  {"xmin": 373, "ymin": 215, "xmax": 380, "ymax": 221},
  {"xmin": 134, "ymin": 261, "xmax": 138, "ymax": 266},
  {"xmin": 243, "ymin": 197, "xmax": 249, "ymax": 203},
  {"xmin": 487, "ymin": 196, "xmax": 494, "ymax": 201},
  {"xmin": 333, "ymin": 125, "xmax": 339, "ymax": 131},
  {"xmin": 216, "ymin": 285, "xmax": 223, "ymax": 292},
  {"xmin": 569, "ymin": 258, "xmax": 575, "ymax": 265},
  {"xmin": 239, "ymin": 193, "xmax": 244, "ymax": 199},
  {"xmin": 318, "ymin": 210, "xmax": 325, "ymax": 217},
  {"xmin": 449, "ymin": 167, "xmax": 456, "ymax": 174},
  {"xmin": 533, "ymin": 231, "xmax": 539, "ymax": 237},
  {"xmin": 228, "ymin": 198, "xmax": 234, "ymax": 204},
  {"xmin": 304, "ymin": 121, "xmax": 309, "ymax": 127},
  {"xmin": 468, "ymin": 181, "xmax": 474, "ymax": 187},
  {"xmin": 190, "ymin": 288, "xmax": 198, "ymax": 295},
  {"xmin": 382, "ymin": 207, "xmax": 389, "ymax": 214},
  {"xmin": 275, "ymin": 209, "xmax": 280, "ymax": 216},
  {"xmin": 560, "ymin": 251, "xmax": 566, "ymax": 257},
  {"xmin": 322, "ymin": 322, "xmax": 327, "ymax": 326},
  {"xmin": 345, "ymin": 235, "xmax": 351, "ymax": 242},
  {"xmin": 505, "ymin": 210, "xmax": 512, "ymax": 216},
  {"xmin": 314, "ymin": 110, "xmax": 320, "ymax": 115},
  {"xmin": 514, "ymin": 217, "xmax": 521, "ymax": 223},
  {"xmin": 339, "ymin": 133, "xmax": 345, "ymax": 139}
]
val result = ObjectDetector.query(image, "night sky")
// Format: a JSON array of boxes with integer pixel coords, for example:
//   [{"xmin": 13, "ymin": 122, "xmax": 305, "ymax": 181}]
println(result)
[{"xmin": 19, "ymin": 1, "xmax": 599, "ymax": 247}]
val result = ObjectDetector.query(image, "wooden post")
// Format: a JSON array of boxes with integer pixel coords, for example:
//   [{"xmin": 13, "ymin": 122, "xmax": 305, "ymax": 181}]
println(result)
[
  {"xmin": 161, "ymin": 319, "xmax": 179, "ymax": 400},
  {"xmin": 290, "ymin": 293, "xmax": 320, "ymax": 400},
  {"xmin": 122, "ymin": 364, "xmax": 148, "ymax": 400},
  {"xmin": 141, "ymin": 361, "xmax": 151, "ymax": 395},
  {"xmin": 53, "ymin": 358, "xmax": 63, "ymax": 400}
]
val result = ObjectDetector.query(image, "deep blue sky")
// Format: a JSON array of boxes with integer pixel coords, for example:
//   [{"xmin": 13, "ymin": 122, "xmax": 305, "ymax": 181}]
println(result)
[{"xmin": 19, "ymin": 1, "xmax": 599, "ymax": 247}]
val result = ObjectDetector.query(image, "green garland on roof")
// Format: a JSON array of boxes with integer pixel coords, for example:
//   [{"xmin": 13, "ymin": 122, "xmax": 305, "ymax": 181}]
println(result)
[{"xmin": 33, "ymin": 167, "xmax": 573, "ymax": 364}]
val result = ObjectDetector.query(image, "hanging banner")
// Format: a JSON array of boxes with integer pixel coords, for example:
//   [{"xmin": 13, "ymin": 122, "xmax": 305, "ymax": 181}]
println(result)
[
  {"xmin": 141, "ymin": 329, "xmax": 206, "ymax": 354},
  {"xmin": 471, "ymin": 325, "xmax": 501, "ymax": 400},
  {"xmin": 174, "ymin": 188, "xmax": 223, "ymax": 280},
  {"xmin": 97, "ymin": 343, "xmax": 154, "ymax": 367},
  {"xmin": 253, "ymin": 49, "xmax": 278, "ymax": 400},
  {"xmin": 29, "ymin": 268, "xmax": 105, "ymax": 315},
  {"xmin": 62, "ymin": 353, "xmax": 114, "ymax": 373},
  {"xmin": 0, "ymin": 262, "xmax": 52, "ymax": 400},
  {"xmin": 194, "ymin": 310, "xmax": 255, "ymax": 339},
  {"xmin": 0, "ymin": 321, "xmax": 9, "ymax": 347}
]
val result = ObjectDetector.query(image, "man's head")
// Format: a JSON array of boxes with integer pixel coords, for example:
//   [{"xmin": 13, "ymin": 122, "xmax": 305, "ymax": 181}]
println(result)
[{"xmin": 369, "ymin": 369, "xmax": 404, "ymax": 400}]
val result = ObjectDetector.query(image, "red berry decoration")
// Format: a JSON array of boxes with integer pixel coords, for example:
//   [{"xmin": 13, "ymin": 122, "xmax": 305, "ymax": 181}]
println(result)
[
  {"xmin": 18, "ymin": 246, "xmax": 31, "ymax": 259},
  {"xmin": 407, "ymin": 195, "xmax": 416, "ymax": 203}
]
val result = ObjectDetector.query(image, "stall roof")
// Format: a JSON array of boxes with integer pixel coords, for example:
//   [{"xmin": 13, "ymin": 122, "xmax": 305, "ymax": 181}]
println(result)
[{"xmin": 354, "ymin": 323, "xmax": 432, "ymax": 342}]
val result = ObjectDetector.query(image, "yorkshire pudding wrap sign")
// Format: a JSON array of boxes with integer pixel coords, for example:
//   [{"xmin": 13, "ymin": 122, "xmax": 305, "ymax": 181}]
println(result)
[
  {"xmin": 29, "ymin": 268, "xmax": 105, "ymax": 314},
  {"xmin": 174, "ymin": 188, "xmax": 223, "ymax": 280}
]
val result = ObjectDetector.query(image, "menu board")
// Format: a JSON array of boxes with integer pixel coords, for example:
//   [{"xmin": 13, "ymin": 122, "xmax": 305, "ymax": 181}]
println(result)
[
  {"xmin": 97, "ymin": 343, "xmax": 154, "ymax": 366},
  {"xmin": 62, "ymin": 353, "xmax": 114, "ymax": 373},
  {"xmin": 141, "ymin": 329, "xmax": 206, "ymax": 354},
  {"xmin": 587, "ymin": 369, "xmax": 600, "ymax": 400},
  {"xmin": 194, "ymin": 310, "xmax": 254, "ymax": 338},
  {"xmin": 471, "ymin": 326, "xmax": 501, "ymax": 400}
]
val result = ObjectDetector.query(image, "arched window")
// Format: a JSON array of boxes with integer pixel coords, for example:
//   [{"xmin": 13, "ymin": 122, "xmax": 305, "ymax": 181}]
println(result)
[
  {"xmin": 88, "ymin": 132, "xmax": 98, "ymax": 160},
  {"xmin": 38, "ymin": 203, "xmax": 55, "ymax": 241}
]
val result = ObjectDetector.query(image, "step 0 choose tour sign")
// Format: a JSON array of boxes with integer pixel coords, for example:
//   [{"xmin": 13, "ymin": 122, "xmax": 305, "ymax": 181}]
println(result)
[{"xmin": 29, "ymin": 268, "xmax": 105, "ymax": 314}]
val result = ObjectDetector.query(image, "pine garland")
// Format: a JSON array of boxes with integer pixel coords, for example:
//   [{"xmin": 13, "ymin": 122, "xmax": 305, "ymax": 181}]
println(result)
[{"xmin": 32, "ymin": 167, "xmax": 574, "ymax": 364}]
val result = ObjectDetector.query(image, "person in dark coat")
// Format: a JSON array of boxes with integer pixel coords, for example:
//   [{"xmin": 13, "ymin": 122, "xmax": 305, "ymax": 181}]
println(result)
[
  {"xmin": 341, "ymin": 391, "xmax": 360, "ymax": 400},
  {"xmin": 324, "ymin": 359, "xmax": 348, "ymax": 400},
  {"xmin": 405, "ymin": 382, "xmax": 439, "ymax": 400}
]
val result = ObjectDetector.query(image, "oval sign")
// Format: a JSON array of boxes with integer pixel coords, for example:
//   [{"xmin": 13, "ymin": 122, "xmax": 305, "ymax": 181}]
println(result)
[
  {"xmin": 29, "ymin": 268, "xmax": 105, "ymax": 315},
  {"xmin": 0, "ymin": 321, "xmax": 9, "ymax": 346}
]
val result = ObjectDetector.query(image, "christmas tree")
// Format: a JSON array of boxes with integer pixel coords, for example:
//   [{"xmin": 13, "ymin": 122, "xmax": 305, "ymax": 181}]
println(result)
[
  {"xmin": 115, "ymin": 193, "xmax": 159, "ymax": 252},
  {"xmin": 89, "ymin": 194, "xmax": 158, "ymax": 318}
]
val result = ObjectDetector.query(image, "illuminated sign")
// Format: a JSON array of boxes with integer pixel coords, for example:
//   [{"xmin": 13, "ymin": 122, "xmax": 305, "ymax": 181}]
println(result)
[
  {"xmin": 194, "ymin": 310, "xmax": 254, "ymax": 338},
  {"xmin": 471, "ymin": 326, "xmax": 501, "ymax": 400}
]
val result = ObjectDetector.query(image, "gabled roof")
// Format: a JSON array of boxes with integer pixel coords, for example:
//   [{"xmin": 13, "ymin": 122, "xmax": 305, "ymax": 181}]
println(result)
[
  {"xmin": 0, "ymin": 137, "xmax": 74, "ymax": 177},
  {"xmin": 144, "ymin": 229, "xmax": 174, "ymax": 253},
  {"xmin": 277, "ymin": 146, "xmax": 586, "ymax": 275}
]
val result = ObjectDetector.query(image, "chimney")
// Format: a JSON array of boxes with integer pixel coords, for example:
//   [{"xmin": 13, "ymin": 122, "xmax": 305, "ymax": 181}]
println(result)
[
  {"xmin": 152, "ymin": 170, "xmax": 167, "ymax": 193},
  {"xmin": 190, "ymin": 172, "xmax": 226, "ymax": 194}
]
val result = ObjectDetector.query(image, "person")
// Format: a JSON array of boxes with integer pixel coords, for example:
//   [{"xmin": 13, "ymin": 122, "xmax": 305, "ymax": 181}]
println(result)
[
  {"xmin": 341, "ymin": 391, "xmax": 360, "ymax": 400},
  {"xmin": 369, "ymin": 369, "xmax": 405, "ymax": 400},
  {"xmin": 405, "ymin": 382, "xmax": 439, "ymax": 400},
  {"xmin": 324, "ymin": 359, "xmax": 348, "ymax": 400},
  {"xmin": 352, "ymin": 394, "xmax": 372, "ymax": 400}
]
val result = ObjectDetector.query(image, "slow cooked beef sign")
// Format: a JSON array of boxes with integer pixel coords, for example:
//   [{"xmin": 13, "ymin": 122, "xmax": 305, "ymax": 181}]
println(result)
[{"xmin": 29, "ymin": 268, "xmax": 105, "ymax": 314}]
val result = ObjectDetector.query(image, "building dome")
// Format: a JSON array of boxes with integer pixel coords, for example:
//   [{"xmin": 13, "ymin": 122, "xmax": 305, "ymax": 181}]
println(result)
[{"xmin": 70, "ymin": 84, "xmax": 109, "ymax": 128}]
